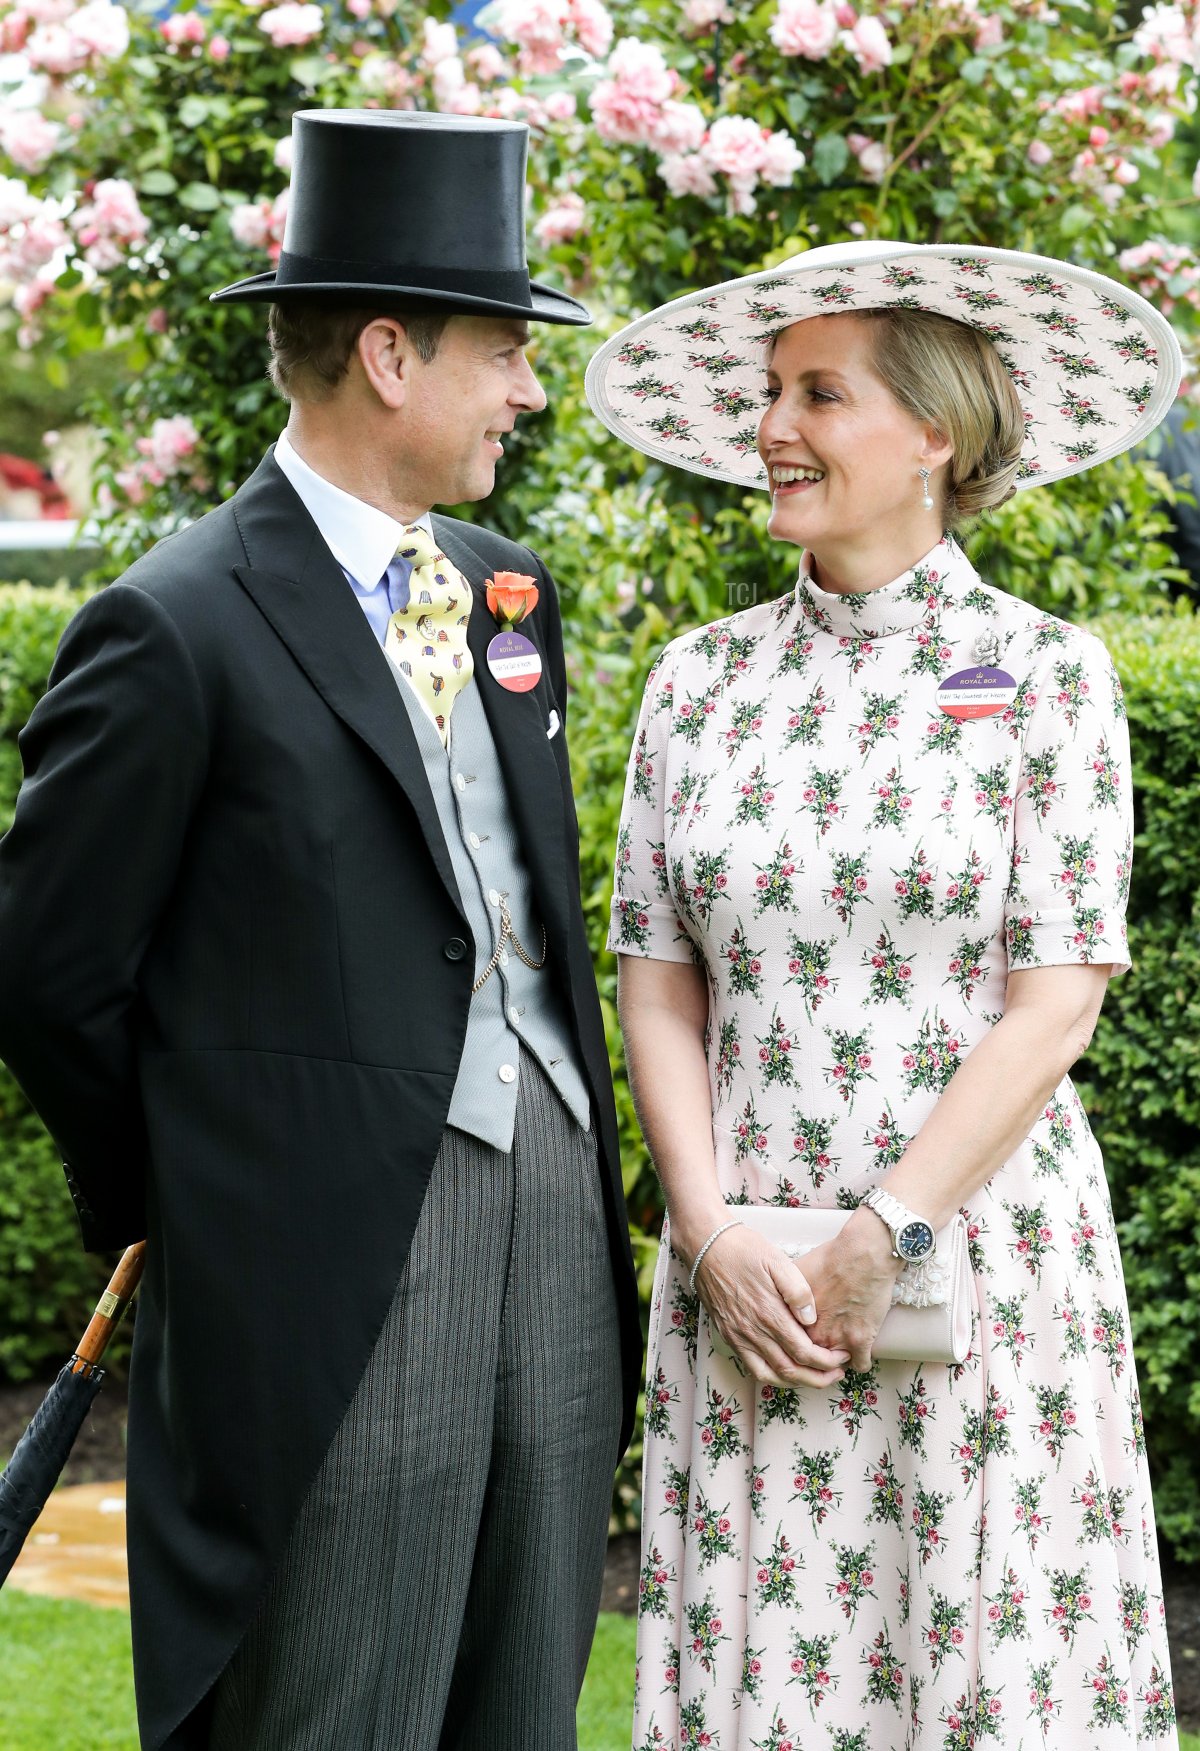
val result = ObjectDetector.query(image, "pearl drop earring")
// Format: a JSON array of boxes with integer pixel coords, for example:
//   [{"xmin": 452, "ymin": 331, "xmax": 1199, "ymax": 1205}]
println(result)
[{"xmin": 918, "ymin": 467, "xmax": 934, "ymax": 510}]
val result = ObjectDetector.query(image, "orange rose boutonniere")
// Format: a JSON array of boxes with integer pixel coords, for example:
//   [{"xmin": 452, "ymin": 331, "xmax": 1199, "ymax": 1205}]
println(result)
[{"xmin": 485, "ymin": 571, "xmax": 540, "ymax": 630}]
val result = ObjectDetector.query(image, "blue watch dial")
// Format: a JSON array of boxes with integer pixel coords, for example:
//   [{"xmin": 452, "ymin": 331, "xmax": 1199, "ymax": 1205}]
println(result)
[{"xmin": 897, "ymin": 1220, "xmax": 935, "ymax": 1261}]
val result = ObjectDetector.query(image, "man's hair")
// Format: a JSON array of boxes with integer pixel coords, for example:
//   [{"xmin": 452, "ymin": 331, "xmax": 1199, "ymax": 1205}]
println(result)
[
  {"xmin": 267, "ymin": 301, "xmax": 451, "ymax": 403},
  {"xmin": 848, "ymin": 306, "xmax": 1025, "ymax": 531}
]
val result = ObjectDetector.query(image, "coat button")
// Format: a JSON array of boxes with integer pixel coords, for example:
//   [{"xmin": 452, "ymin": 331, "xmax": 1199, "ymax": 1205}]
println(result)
[{"xmin": 443, "ymin": 938, "xmax": 468, "ymax": 961}]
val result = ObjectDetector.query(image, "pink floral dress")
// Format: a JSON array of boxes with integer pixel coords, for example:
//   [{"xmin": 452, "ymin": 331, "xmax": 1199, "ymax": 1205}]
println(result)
[{"xmin": 608, "ymin": 537, "xmax": 1175, "ymax": 1750}]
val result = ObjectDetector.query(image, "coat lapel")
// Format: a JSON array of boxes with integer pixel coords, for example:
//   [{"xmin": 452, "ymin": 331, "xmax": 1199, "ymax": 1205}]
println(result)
[
  {"xmin": 230, "ymin": 454, "xmax": 467, "ymax": 920},
  {"xmin": 433, "ymin": 517, "xmax": 573, "ymax": 981}
]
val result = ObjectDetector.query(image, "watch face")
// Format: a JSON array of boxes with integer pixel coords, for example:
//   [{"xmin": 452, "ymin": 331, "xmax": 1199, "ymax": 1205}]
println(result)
[{"xmin": 898, "ymin": 1220, "xmax": 936, "ymax": 1262}]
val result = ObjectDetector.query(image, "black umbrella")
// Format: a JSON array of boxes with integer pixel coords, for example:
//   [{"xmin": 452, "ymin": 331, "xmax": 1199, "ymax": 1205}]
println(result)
[{"xmin": 0, "ymin": 1241, "xmax": 145, "ymax": 1587}]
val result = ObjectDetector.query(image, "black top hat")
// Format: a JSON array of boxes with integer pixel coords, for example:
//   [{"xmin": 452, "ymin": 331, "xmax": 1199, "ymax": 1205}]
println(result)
[{"xmin": 210, "ymin": 110, "xmax": 590, "ymax": 326}]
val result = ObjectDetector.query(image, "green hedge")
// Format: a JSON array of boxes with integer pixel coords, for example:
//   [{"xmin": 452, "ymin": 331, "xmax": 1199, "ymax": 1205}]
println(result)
[
  {"xmin": 0, "ymin": 585, "xmax": 129, "ymax": 1380},
  {"xmin": 1075, "ymin": 608, "xmax": 1200, "ymax": 1561},
  {"xmin": 1, "ymin": 584, "xmax": 1199, "ymax": 1562}
]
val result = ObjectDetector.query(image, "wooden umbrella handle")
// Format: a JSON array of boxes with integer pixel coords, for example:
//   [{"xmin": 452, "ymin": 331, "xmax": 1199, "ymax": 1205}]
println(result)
[{"xmin": 70, "ymin": 1241, "xmax": 147, "ymax": 1372}]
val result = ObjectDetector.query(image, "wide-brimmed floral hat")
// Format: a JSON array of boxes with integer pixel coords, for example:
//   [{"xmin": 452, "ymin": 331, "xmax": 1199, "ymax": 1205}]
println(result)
[{"xmin": 584, "ymin": 239, "xmax": 1183, "ymax": 491}]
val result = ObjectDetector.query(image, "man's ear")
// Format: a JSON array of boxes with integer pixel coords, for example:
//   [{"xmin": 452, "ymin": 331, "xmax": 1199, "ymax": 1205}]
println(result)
[{"xmin": 355, "ymin": 317, "xmax": 412, "ymax": 411}]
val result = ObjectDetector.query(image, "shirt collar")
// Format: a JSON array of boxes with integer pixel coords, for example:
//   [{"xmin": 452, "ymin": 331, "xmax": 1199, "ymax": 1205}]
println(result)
[
  {"xmin": 792, "ymin": 536, "xmax": 975, "ymax": 640},
  {"xmin": 273, "ymin": 429, "xmax": 433, "ymax": 587}
]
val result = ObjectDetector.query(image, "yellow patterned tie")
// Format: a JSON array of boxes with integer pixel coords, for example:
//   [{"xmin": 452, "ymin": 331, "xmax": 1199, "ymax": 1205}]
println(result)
[{"xmin": 384, "ymin": 525, "xmax": 475, "ymax": 746}]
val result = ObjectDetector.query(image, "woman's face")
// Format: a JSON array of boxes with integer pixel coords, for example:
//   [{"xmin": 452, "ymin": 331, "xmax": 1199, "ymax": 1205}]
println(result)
[{"xmin": 757, "ymin": 313, "xmax": 949, "ymax": 559}]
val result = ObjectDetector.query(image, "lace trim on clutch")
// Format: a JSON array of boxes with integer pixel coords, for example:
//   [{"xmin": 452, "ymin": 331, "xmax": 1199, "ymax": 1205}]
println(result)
[{"xmin": 891, "ymin": 1255, "xmax": 950, "ymax": 1308}]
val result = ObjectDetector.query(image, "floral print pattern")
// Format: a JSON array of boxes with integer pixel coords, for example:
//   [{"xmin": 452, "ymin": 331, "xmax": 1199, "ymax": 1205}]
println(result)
[
  {"xmin": 587, "ymin": 246, "xmax": 1175, "ymax": 494},
  {"xmin": 611, "ymin": 537, "xmax": 1171, "ymax": 1747}
]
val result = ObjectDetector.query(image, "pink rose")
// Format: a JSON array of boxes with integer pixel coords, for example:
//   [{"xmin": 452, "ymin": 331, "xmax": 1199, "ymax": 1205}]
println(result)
[
  {"xmin": 655, "ymin": 99, "xmax": 707, "ymax": 155},
  {"xmin": 569, "ymin": 0, "xmax": 613, "ymax": 60},
  {"xmin": 701, "ymin": 112, "xmax": 770, "ymax": 183},
  {"xmin": 162, "ymin": 11, "xmax": 205, "ymax": 44},
  {"xmin": 769, "ymin": 0, "xmax": 838, "ymax": 59},
  {"xmin": 760, "ymin": 128, "xmax": 806, "ymax": 186},
  {"xmin": 533, "ymin": 193, "xmax": 587, "ymax": 248},
  {"xmin": 590, "ymin": 37, "xmax": 674, "ymax": 145},
  {"xmin": 658, "ymin": 153, "xmax": 718, "ymax": 199},
  {"xmin": 843, "ymin": 12, "xmax": 891, "ymax": 71},
  {"xmin": 258, "ymin": 2, "xmax": 324, "ymax": 47},
  {"xmin": 0, "ymin": 108, "xmax": 61, "ymax": 173},
  {"xmin": 69, "ymin": 0, "xmax": 131, "ymax": 59}
]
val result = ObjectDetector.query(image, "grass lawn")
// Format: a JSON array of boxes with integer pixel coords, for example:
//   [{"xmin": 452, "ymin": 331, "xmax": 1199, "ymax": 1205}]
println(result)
[
  {"xmin": 0, "ymin": 1591, "xmax": 1192, "ymax": 1749},
  {"xmin": 0, "ymin": 1589, "xmax": 637, "ymax": 1750}
]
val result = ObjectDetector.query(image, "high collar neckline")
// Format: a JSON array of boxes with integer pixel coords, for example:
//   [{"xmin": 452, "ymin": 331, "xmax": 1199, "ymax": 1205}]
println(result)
[{"xmin": 793, "ymin": 537, "xmax": 971, "ymax": 639}]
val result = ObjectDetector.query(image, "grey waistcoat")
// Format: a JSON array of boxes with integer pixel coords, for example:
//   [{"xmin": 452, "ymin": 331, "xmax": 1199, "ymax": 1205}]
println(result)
[{"xmin": 387, "ymin": 662, "xmax": 591, "ymax": 1151}]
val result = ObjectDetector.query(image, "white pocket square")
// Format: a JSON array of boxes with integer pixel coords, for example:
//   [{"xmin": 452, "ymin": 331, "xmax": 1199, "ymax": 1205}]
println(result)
[{"xmin": 546, "ymin": 709, "xmax": 561, "ymax": 740}]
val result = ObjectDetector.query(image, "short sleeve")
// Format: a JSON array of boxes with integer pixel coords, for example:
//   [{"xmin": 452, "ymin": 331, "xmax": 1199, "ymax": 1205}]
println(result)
[
  {"xmin": 606, "ymin": 644, "xmax": 696, "ymax": 962},
  {"xmin": 1004, "ymin": 630, "xmax": 1133, "ymax": 976}
]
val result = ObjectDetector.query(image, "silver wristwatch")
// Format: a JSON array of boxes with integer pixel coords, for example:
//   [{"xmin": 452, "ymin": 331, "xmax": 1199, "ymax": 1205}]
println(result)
[{"xmin": 861, "ymin": 1187, "xmax": 936, "ymax": 1264}]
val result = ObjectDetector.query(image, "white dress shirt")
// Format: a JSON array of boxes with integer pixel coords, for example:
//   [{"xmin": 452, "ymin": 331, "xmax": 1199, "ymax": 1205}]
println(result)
[{"xmin": 273, "ymin": 429, "xmax": 438, "ymax": 679}]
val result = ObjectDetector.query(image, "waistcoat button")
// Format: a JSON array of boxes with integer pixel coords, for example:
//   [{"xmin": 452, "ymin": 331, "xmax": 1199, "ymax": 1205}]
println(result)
[{"xmin": 443, "ymin": 938, "xmax": 468, "ymax": 961}]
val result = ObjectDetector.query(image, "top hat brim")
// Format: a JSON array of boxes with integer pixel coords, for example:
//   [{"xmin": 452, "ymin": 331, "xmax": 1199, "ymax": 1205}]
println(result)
[{"xmin": 209, "ymin": 270, "xmax": 591, "ymax": 327}]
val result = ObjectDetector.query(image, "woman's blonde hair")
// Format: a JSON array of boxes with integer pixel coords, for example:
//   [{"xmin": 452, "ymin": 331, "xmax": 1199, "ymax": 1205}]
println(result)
[{"xmin": 849, "ymin": 306, "xmax": 1025, "ymax": 532}]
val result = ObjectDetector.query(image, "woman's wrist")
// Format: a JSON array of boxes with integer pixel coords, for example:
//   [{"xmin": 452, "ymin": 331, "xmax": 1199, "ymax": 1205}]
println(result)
[
  {"xmin": 670, "ymin": 1201, "xmax": 738, "ymax": 1272},
  {"xmin": 845, "ymin": 1206, "xmax": 908, "ymax": 1275}
]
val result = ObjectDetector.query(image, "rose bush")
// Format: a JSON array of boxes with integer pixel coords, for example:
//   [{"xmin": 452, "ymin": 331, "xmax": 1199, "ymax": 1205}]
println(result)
[{"xmin": 2, "ymin": 0, "xmax": 1200, "ymax": 1537}]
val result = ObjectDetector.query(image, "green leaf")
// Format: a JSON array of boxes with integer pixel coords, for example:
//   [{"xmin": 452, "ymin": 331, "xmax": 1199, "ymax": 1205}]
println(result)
[
  {"xmin": 960, "ymin": 57, "xmax": 989, "ymax": 84},
  {"xmin": 785, "ymin": 91, "xmax": 810, "ymax": 128},
  {"xmin": 54, "ymin": 266, "xmax": 83, "ymax": 291},
  {"xmin": 138, "ymin": 170, "xmax": 178, "ymax": 197},
  {"xmin": 177, "ymin": 96, "xmax": 210, "ymax": 130},
  {"xmin": 1059, "ymin": 203, "xmax": 1093, "ymax": 238},
  {"xmin": 289, "ymin": 54, "xmax": 335, "ymax": 88},
  {"xmin": 931, "ymin": 187, "xmax": 959, "ymax": 218},
  {"xmin": 812, "ymin": 132, "xmax": 850, "ymax": 187},
  {"xmin": 178, "ymin": 182, "xmax": 222, "ymax": 213}
]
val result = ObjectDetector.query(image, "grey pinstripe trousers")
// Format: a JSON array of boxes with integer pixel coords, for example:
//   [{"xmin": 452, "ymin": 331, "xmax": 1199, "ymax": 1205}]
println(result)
[{"xmin": 207, "ymin": 1045, "xmax": 624, "ymax": 1751}]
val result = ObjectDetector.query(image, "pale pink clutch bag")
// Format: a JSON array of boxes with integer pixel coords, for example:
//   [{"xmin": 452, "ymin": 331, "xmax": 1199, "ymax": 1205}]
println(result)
[{"xmin": 708, "ymin": 1205, "xmax": 974, "ymax": 1366}]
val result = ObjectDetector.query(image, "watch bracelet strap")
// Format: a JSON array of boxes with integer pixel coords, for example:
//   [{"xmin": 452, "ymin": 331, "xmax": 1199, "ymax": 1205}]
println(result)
[{"xmin": 863, "ymin": 1187, "xmax": 939, "ymax": 1273}]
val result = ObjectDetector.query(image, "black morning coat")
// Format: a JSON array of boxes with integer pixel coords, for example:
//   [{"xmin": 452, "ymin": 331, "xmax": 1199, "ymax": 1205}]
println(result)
[{"xmin": 0, "ymin": 450, "xmax": 643, "ymax": 1749}]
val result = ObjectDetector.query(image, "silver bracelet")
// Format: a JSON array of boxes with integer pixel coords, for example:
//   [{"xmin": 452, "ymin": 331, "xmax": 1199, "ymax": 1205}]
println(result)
[{"xmin": 688, "ymin": 1219, "xmax": 743, "ymax": 1291}]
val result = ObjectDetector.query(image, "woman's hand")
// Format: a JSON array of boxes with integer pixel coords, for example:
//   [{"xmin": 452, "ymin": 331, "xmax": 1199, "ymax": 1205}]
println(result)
[
  {"xmin": 693, "ymin": 1225, "xmax": 851, "ymax": 1388},
  {"xmin": 800, "ymin": 1212, "xmax": 905, "ymax": 1372}
]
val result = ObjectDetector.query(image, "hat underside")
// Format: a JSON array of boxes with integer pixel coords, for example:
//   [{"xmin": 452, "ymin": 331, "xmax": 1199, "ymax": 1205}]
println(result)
[{"xmin": 210, "ymin": 272, "xmax": 590, "ymax": 326}]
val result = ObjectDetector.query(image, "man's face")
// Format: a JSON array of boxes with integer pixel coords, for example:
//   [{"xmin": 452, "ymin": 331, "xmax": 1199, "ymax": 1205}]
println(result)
[{"xmin": 395, "ymin": 315, "xmax": 547, "ymax": 507}]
